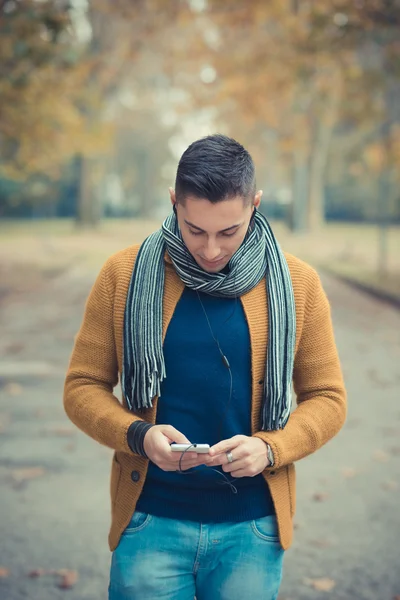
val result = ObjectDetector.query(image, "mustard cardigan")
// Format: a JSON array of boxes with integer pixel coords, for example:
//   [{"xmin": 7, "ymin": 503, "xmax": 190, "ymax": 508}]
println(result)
[{"xmin": 63, "ymin": 244, "xmax": 346, "ymax": 551}]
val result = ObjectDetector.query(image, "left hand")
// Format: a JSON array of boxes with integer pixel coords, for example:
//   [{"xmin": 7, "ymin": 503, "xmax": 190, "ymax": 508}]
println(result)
[{"xmin": 202, "ymin": 435, "xmax": 270, "ymax": 477}]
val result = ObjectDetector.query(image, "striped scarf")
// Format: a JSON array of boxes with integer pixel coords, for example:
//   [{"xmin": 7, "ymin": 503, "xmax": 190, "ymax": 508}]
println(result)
[{"xmin": 122, "ymin": 209, "xmax": 296, "ymax": 431}]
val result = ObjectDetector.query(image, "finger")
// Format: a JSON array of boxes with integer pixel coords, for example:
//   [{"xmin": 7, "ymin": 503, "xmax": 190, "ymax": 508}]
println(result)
[
  {"xmin": 170, "ymin": 448, "xmax": 202, "ymax": 462},
  {"xmin": 171, "ymin": 455, "xmax": 201, "ymax": 468},
  {"xmin": 173, "ymin": 458, "xmax": 202, "ymax": 471},
  {"xmin": 171, "ymin": 453, "xmax": 204, "ymax": 467},
  {"xmin": 230, "ymin": 468, "xmax": 252, "ymax": 478},
  {"xmin": 209, "ymin": 435, "xmax": 243, "ymax": 457},
  {"xmin": 205, "ymin": 446, "xmax": 247, "ymax": 466},
  {"xmin": 222, "ymin": 458, "xmax": 248, "ymax": 473},
  {"xmin": 161, "ymin": 457, "xmax": 199, "ymax": 471},
  {"xmin": 162, "ymin": 426, "xmax": 191, "ymax": 444},
  {"xmin": 202, "ymin": 453, "xmax": 227, "ymax": 467}
]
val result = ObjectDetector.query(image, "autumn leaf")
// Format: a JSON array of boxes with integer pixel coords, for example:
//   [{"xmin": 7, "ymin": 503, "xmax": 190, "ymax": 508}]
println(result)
[
  {"xmin": 10, "ymin": 467, "xmax": 46, "ymax": 486},
  {"xmin": 56, "ymin": 569, "xmax": 78, "ymax": 589},
  {"xmin": 4, "ymin": 382, "xmax": 23, "ymax": 396},
  {"xmin": 382, "ymin": 480, "xmax": 398, "ymax": 491},
  {"xmin": 341, "ymin": 467, "xmax": 357, "ymax": 479},
  {"xmin": 373, "ymin": 450, "xmax": 390, "ymax": 462},
  {"xmin": 312, "ymin": 492, "xmax": 329, "ymax": 502},
  {"xmin": 4, "ymin": 342, "xmax": 25, "ymax": 355},
  {"xmin": 318, "ymin": 477, "xmax": 329, "ymax": 485},
  {"xmin": 381, "ymin": 427, "xmax": 400, "ymax": 437},
  {"xmin": 27, "ymin": 568, "xmax": 78, "ymax": 589},
  {"xmin": 303, "ymin": 577, "xmax": 336, "ymax": 591},
  {"xmin": 28, "ymin": 569, "xmax": 47, "ymax": 578},
  {"xmin": 64, "ymin": 442, "xmax": 76, "ymax": 452},
  {"xmin": 0, "ymin": 567, "xmax": 10, "ymax": 578}
]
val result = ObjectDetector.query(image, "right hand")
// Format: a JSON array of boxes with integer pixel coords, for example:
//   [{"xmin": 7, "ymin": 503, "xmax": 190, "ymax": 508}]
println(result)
[{"xmin": 143, "ymin": 425, "xmax": 203, "ymax": 472}]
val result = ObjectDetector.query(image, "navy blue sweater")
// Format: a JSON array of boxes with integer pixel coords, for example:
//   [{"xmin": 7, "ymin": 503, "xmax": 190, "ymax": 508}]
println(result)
[{"xmin": 136, "ymin": 287, "xmax": 274, "ymax": 522}]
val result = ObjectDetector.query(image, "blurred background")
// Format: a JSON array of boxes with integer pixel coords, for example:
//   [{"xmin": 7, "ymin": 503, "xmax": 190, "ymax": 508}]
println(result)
[{"xmin": 0, "ymin": 1, "xmax": 399, "ymax": 599}]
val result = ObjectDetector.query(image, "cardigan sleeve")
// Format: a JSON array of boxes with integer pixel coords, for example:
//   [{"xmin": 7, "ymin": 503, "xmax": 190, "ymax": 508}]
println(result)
[
  {"xmin": 63, "ymin": 259, "xmax": 142, "ymax": 454},
  {"xmin": 253, "ymin": 269, "xmax": 347, "ymax": 469}
]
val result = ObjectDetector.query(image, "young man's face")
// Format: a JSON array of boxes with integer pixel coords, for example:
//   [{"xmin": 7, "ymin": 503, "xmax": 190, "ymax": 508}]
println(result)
[{"xmin": 170, "ymin": 191, "xmax": 262, "ymax": 273}]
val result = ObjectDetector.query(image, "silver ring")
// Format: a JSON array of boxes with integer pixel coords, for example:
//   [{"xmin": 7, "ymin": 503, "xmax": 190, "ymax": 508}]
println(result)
[{"xmin": 226, "ymin": 451, "xmax": 233, "ymax": 464}]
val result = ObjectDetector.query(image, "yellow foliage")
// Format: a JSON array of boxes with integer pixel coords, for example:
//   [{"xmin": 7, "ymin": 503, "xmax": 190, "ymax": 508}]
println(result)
[{"xmin": 364, "ymin": 143, "xmax": 386, "ymax": 173}]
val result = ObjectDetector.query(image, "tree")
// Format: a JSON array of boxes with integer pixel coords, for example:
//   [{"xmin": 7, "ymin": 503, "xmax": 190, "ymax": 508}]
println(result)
[
  {"xmin": 0, "ymin": 0, "xmax": 187, "ymax": 224},
  {"xmin": 167, "ymin": 0, "xmax": 400, "ymax": 231}
]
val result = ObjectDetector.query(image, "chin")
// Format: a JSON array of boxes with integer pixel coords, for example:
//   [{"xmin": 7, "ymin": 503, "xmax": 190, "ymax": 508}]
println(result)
[{"xmin": 199, "ymin": 258, "xmax": 229, "ymax": 273}]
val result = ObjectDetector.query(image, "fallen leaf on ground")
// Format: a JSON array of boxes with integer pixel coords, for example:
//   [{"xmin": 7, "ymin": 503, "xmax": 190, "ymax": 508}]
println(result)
[
  {"xmin": 341, "ymin": 467, "xmax": 357, "ymax": 479},
  {"xmin": 373, "ymin": 450, "xmax": 390, "ymax": 462},
  {"xmin": 27, "ymin": 568, "xmax": 78, "ymax": 589},
  {"xmin": 366, "ymin": 368, "xmax": 389, "ymax": 387},
  {"xmin": 10, "ymin": 467, "xmax": 46, "ymax": 484},
  {"xmin": 303, "ymin": 577, "xmax": 336, "ymax": 591},
  {"xmin": 0, "ymin": 567, "xmax": 10, "ymax": 578},
  {"xmin": 28, "ymin": 569, "xmax": 47, "ymax": 578},
  {"xmin": 382, "ymin": 480, "xmax": 398, "ymax": 491},
  {"xmin": 4, "ymin": 342, "xmax": 25, "ymax": 355},
  {"xmin": 318, "ymin": 477, "xmax": 329, "ymax": 485},
  {"xmin": 312, "ymin": 492, "xmax": 329, "ymax": 502},
  {"xmin": 381, "ymin": 427, "xmax": 400, "ymax": 437},
  {"xmin": 56, "ymin": 569, "xmax": 78, "ymax": 589},
  {"xmin": 4, "ymin": 382, "xmax": 23, "ymax": 396},
  {"xmin": 64, "ymin": 442, "xmax": 76, "ymax": 452}
]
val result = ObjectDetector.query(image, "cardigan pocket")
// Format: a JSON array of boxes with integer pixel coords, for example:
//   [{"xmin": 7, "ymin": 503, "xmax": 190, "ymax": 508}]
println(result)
[{"xmin": 110, "ymin": 455, "xmax": 122, "ymax": 510}]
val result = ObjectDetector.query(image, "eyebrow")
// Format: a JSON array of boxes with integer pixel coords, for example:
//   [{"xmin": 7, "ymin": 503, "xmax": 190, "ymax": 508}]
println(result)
[{"xmin": 184, "ymin": 219, "xmax": 243, "ymax": 233}]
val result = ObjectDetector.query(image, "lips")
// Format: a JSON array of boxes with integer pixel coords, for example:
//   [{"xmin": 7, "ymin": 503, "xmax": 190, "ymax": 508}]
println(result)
[{"xmin": 201, "ymin": 257, "xmax": 225, "ymax": 266}]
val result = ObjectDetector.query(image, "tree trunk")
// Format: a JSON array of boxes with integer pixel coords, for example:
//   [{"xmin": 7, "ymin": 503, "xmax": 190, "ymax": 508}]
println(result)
[
  {"xmin": 288, "ymin": 148, "xmax": 309, "ymax": 232},
  {"xmin": 136, "ymin": 149, "xmax": 154, "ymax": 218},
  {"xmin": 307, "ymin": 68, "xmax": 342, "ymax": 231},
  {"xmin": 75, "ymin": 154, "xmax": 101, "ymax": 227}
]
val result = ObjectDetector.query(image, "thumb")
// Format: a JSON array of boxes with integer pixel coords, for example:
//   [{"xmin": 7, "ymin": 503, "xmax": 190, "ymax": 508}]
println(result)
[{"xmin": 160, "ymin": 425, "xmax": 190, "ymax": 445}]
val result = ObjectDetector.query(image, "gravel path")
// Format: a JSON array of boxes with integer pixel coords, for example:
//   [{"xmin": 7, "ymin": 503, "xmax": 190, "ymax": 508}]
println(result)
[{"xmin": 0, "ymin": 266, "xmax": 399, "ymax": 600}]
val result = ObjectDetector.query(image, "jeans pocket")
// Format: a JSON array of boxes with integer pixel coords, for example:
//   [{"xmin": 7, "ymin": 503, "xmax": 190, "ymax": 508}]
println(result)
[
  {"xmin": 123, "ymin": 511, "xmax": 152, "ymax": 534},
  {"xmin": 251, "ymin": 514, "xmax": 281, "ymax": 543}
]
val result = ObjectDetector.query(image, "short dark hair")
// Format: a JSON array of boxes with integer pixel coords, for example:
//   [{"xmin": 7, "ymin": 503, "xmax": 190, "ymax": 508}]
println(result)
[{"xmin": 175, "ymin": 134, "xmax": 256, "ymax": 204}]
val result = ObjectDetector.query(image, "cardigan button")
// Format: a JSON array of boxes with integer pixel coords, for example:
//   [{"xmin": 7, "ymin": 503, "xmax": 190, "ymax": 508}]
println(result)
[
  {"xmin": 131, "ymin": 471, "xmax": 141, "ymax": 482},
  {"xmin": 258, "ymin": 379, "xmax": 264, "ymax": 385},
  {"xmin": 270, "ymin": 471, "xmax": 276, "ymax": 476}
]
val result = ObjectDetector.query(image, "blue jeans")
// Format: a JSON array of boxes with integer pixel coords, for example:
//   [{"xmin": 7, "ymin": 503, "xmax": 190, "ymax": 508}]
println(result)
[{"xmin": 109, "ymin": 511, "xmax": 284, "ymax": 600}]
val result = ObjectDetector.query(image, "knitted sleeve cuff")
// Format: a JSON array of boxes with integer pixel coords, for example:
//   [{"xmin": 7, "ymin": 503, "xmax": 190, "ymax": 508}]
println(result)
[{"xmin": 127, "ymin": 421, "xmax": 154, "ymax": 458}]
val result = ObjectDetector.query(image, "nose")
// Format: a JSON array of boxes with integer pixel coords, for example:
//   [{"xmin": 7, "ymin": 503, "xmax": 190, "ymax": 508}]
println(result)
[{"xmin": 203, "ymin": 238, "xmax": 221, "ymax": 262}]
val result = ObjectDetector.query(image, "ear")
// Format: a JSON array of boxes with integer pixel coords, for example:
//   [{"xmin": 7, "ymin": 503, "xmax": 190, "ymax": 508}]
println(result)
[
  {"xmin": 253, "ymin": 190, "xmax": 263, "ymax": 209},
  {"xmin": 169, "ymin": 187, "xmax": 176, "ymax": 206}
]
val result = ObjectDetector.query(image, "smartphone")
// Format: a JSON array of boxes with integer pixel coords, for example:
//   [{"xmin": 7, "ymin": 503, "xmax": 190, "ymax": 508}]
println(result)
[{"xmin": 170, "ymin": 443, "xmax": 210, "ymax": 454}]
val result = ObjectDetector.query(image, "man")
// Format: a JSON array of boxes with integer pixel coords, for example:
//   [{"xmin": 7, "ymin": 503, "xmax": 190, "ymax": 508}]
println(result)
[{"xmin": 64, "ymin": 134, "xmax": 346, "ymax": 600}]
